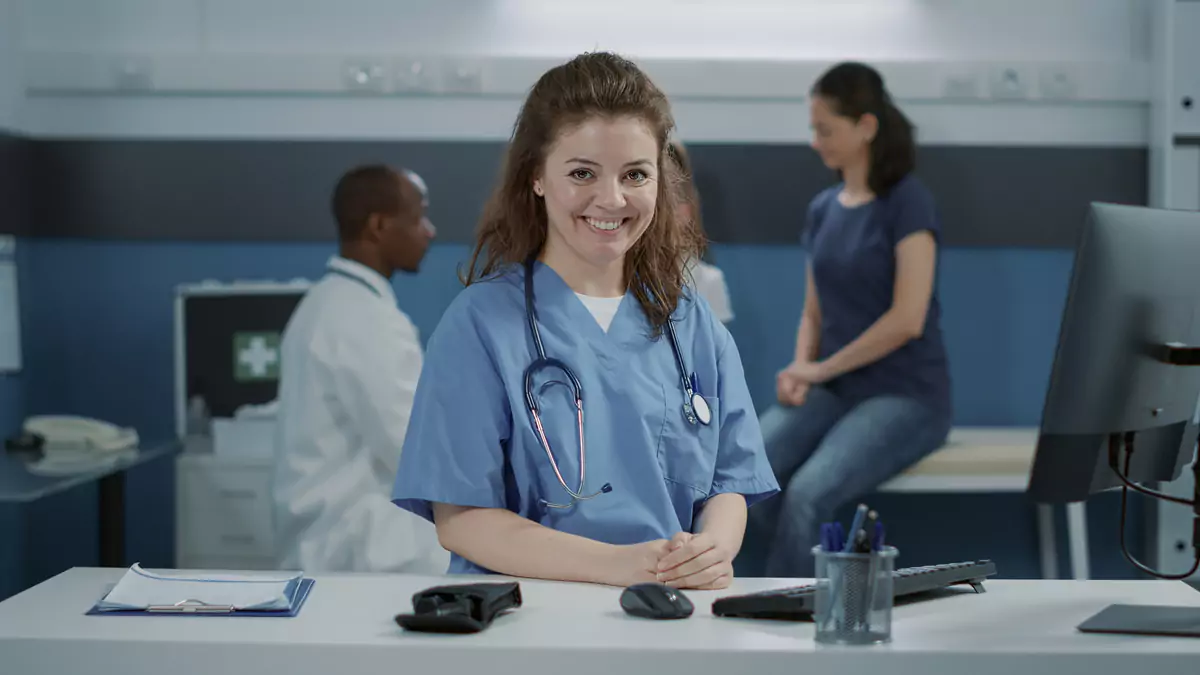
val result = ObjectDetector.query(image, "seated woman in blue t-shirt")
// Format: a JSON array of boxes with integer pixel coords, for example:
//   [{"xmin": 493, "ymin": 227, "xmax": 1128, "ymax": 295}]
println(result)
[{"xmin": 751, "ymin": 62, "xmax": 953, "ymax": 577}]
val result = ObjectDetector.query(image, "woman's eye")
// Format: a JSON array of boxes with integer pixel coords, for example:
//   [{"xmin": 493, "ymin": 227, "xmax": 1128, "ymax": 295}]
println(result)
[
  {"xmin": 627, "ymin": 170, "xmax": 648, "ymax": 182},
  {"xmin": 570, "ymin": 169, "xmax": 594, "ymax": 180}
]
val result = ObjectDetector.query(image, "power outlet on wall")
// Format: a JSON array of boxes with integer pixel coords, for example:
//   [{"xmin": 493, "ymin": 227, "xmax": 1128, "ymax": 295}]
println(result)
[
  {"xmin": 342, "ymin": 61, "xmax": 388, "ymax": 93},
  {"xmin": 441, "ymin": 60, "xmax": 484, "ymax": 94},
  {"xmin": 989, "ymin": 66, "xmax": 1029, "ymax": 100},
  {"xmin": 112, "ymin": 57, "xmax": 154, "ymax": 91},
  {"xmin": 943, "ymin": 71, "xmax": 981, "ymax": 99},
  {"xmin": 394, "ymin": 59, "xmax": 436, "ymax": 94},
  {"xmin": 1038, "ymin": 66, "xmax": 1078, "ymax": 100}
]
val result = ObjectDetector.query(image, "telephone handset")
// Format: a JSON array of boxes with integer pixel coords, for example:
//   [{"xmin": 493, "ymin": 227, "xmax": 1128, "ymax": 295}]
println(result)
[
  {"xmin": 23, "ymin": 415, "xmax": 139, "ymax": 455},
  {"xmin": 7, "ymin": 415, "xmax": 141, "ymax": 477}
]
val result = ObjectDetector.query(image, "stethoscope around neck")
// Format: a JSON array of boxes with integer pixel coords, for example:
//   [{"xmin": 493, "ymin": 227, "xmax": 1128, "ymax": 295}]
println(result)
[
  {"xmin": 522, "ymin": 257, "xmax": 711, "ymax": 510},
  {"xmin": 327, "ymin": 263, "xmax": 383, "ymax": 297}
]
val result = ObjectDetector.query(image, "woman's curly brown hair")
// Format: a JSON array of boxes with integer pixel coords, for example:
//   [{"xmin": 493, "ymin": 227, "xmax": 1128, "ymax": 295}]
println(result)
[{"xmin": 459, "ymin": 51, "xmax": 705, "ymax": 338}]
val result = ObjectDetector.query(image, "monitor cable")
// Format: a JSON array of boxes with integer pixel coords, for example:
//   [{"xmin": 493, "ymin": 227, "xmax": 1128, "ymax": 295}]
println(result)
[{"xmin": 1110, "ymin": 432, "xmax": 1200, "ymax": 581}]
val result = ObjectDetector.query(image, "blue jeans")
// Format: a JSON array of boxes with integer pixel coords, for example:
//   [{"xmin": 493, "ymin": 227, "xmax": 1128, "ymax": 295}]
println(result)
[{"xmin": 750, "ymin": 386, "xmax": 951, "ymax": 578}]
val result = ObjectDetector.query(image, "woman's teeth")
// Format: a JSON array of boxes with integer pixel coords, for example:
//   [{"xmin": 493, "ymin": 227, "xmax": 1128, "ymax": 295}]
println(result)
[{"xmin": 586, "ymin": 217, "xmax": 622, "ymax": 231}]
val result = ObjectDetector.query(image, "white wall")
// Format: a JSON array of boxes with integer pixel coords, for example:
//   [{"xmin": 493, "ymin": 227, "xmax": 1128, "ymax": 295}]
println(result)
[
  {"xmin": 17, "ymin": 0, "xmax": 1151, "ymax": 62},
  {"xmin": 0, "ymin": 0, "xmax": 21, "ymax": 130},
  {"xmin": 15, "ymin": 0, "xmax": 1154, "ymax": 145}
]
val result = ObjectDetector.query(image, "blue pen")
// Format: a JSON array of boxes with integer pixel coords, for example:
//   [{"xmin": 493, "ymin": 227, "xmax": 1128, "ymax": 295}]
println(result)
[
  {"xmin": 820, "ymin": 523, "xmax": 832, "ymax": 551},
  {"xmin": 843, "ymin": 504, "xmax": 868, "ymax": 552},
  {"xmin": 873, "ymin": 522, "xmax": 885, "ymax": 551},
  {"xmin": 689, "ymin": 373, "xmax": 702, "ymax": 396}
]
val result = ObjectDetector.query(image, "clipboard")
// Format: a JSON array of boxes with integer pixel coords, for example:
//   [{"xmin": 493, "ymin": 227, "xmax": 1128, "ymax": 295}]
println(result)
[{"xmin": 86, "ymin": 577, "xmax": 316, "ymax": 618}]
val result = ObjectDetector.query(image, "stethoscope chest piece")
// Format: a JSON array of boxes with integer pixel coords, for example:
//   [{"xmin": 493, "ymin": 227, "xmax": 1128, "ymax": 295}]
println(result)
[{"xmin": 688, "ymin": 393, "xmax": 712, "ymax": 426}]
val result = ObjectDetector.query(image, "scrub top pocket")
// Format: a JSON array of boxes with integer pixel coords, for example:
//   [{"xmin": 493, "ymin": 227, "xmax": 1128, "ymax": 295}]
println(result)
[{"xmin": 658, "ymin": 395, "xmax": 721, "ymax": 501}]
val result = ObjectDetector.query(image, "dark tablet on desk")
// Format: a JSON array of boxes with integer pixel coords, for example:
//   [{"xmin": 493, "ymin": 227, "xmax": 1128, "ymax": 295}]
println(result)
[{"xmin": 1077, "ymin": 604, "xmax": 1200, "ymax": 638}]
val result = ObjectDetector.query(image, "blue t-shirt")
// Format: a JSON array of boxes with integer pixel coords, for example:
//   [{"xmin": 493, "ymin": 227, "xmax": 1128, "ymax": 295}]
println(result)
[{"xmin": 801, "ymin": 174, "xmax": 952, "ymax": 413}]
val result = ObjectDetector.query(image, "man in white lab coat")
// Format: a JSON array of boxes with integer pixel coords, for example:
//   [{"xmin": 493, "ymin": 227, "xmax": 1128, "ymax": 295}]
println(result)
[{"xmin": 271, "ymin": 164, "xmax": 448, "ymax": 573}]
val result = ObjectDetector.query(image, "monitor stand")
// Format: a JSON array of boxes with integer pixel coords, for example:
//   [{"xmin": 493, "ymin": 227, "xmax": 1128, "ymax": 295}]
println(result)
[
  {"xmin": 1078, "ymin": 603, "xmax": 1200, "ymax": 638},
  {"xmin": 1077, "ymin": 421, "xmax": 1200, "ymax": 638}
]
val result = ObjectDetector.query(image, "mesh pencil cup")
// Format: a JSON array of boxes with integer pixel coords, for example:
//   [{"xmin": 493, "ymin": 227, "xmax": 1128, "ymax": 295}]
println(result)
[{"xmin": 811, "ymin": 545, "xmax": 898, "ymax": 645}]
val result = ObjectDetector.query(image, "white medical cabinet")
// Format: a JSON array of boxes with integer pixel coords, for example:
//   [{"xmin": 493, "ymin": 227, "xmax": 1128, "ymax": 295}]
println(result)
[{"xmin": 173, "ymin": 279, "xmax": 311, "ymax": 571}]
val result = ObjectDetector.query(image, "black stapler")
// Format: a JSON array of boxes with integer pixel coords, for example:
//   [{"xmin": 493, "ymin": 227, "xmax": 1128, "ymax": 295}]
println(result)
[{"xmin": 394, "ymin": 581, "xmax": 522, "ymax": 634}]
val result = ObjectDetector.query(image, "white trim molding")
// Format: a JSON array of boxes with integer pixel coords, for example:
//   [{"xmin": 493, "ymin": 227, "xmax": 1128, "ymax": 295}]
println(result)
[
  {"xmin": 17, "ymin": 95, "xmax": 1148, "ymax": 147},
  {"xmin": 18, "ymin": 52, "xmax": 1152, "ymax": 146},
  {"xmin": 22, "ymin": 53, "xmax": 1151, "ymax": 104}
]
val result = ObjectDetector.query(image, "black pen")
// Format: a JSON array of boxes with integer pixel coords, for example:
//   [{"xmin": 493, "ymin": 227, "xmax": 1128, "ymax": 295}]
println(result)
[
  {"xmin": 856, "ymin": 510, "xmax": 878, "ymax": 553},
  {"xmin": 851, "ymin": 528, "xmax": 869, "ymax": 553}
]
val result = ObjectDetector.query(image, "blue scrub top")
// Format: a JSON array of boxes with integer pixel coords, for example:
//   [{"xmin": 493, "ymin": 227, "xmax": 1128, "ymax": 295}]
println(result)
[
  {"xmin": 803, "ymin": 174, "xmax": 952, "ymax": 413},
  {"xmin": 392, "ymin": 261, "xmax": 780, "ymax": 574}
]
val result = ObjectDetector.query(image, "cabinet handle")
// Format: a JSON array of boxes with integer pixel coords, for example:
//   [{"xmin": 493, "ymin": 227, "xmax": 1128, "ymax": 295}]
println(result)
[
  {"xmin": 220, "ymin": 534, "xmax": 257, "ymax": 545},
  {"xmin": 218, "ymin": 489, "xmax": 258, "ymax": 500}
]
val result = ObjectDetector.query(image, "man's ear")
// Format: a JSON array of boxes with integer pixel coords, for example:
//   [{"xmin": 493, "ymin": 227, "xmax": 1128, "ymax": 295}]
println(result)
[{"xmin": 362, "ymin": 213, "xmax": 385, "ymax": 242}]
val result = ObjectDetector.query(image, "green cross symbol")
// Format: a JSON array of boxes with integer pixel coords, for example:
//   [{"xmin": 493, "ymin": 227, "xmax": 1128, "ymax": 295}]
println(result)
[{"xmin": 233, "ymin": 332, "xmax": 281, "ymax": 382}]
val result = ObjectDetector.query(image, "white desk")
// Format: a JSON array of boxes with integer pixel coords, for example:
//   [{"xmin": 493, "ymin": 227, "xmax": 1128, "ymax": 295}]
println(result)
[{"xmin": 3, "ymin": 568, "xmax": 1199, "ymax": 675}]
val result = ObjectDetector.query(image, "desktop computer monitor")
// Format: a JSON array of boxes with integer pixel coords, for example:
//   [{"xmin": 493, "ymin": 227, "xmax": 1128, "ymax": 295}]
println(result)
[
  {"xmin": 1026, "ymin": 202, "xmax": 1200, "ymax": 637},
  {"xmin": 1028, "ymin": 202, "xmax": 1200, "ymax": 505}
]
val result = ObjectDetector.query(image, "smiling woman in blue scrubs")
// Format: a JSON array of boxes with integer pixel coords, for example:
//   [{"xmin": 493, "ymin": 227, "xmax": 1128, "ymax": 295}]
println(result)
[
  {"xmin": 750, "ymin": 62, "xmax": 953, "ymax": 577},
  {"xmin": 391, "ymin": 52, "xmax": 779, "ymax": 590}
]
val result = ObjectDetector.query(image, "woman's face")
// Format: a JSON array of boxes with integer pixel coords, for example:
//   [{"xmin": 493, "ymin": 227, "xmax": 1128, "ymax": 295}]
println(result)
[
  {"xmin": 809, "ymin": 94, "xmax": 872, "ymax": 171},
  {"xmin": 534, "ymin": 115, "xmax": 660, "ymax": 275}
]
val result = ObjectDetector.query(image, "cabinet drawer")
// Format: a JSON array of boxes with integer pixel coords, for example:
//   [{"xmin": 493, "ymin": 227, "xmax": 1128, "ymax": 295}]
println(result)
[{"xmin": 178, "ymin": 463, "xmax": 275, "ymax": 559}]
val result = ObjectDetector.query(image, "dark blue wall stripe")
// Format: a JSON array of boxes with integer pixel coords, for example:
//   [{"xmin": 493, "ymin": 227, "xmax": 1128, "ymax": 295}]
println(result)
[
  {"xmin": 18, "ymin": 140, "xmax": 1146, "ymax": 247},
  {"xmin": 0, "ymin": 132, "xmax": 30, "ymax": 237}
]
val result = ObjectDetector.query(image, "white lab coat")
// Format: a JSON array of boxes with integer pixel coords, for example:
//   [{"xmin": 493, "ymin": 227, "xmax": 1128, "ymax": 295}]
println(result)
[
  {"xmin": 687, "ymin": 258, "xmax": 735, "ymax": 324},
  {"xmin": 270, "ymin": 256, "xmax": 448, "ymax": 574}
]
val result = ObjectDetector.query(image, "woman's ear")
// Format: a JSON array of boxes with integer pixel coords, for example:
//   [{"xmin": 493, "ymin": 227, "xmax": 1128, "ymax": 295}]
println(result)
[
  {"xmin": 858, "ymin": 113, "xmax": 879, "ymax": 143},
  {"xmin": 533, "ymin": 180, "xmax": 544, "ymax": 197}
]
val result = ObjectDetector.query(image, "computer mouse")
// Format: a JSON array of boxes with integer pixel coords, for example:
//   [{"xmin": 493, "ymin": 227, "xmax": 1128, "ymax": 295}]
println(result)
[{"xmin": 619, "ymin": 582, "xmax": 694, "ymax": 620}]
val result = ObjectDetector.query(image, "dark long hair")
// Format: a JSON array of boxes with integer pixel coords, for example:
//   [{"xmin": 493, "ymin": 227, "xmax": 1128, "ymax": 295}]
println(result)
[
  {"xmin": 812, "ymin": 62, "xmax": 916, "ymax": 196},
  {"xmin": 461, "ymin": 52, "xmax": 700, "ymax": 337}
]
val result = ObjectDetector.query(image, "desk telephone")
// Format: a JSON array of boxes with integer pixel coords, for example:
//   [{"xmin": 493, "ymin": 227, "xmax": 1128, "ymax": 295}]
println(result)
[
  {"xmin": 20, "ymin": 415, "xmax": 140, "ymax": 454},
  {"xmin": 6, "ymin": 415, "xmax": 140, "ymax": 476}
]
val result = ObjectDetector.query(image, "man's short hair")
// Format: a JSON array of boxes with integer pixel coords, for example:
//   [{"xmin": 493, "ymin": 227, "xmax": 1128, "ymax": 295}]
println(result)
[{"xmin": 331, "ymin": 165, "xmax": 420, "ymax": 241}]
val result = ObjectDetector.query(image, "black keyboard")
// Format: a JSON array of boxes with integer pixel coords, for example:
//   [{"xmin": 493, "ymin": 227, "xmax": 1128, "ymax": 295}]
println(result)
[{"xmin": 712, "ymin": 560, "xmax": 997, "ymax": 621}]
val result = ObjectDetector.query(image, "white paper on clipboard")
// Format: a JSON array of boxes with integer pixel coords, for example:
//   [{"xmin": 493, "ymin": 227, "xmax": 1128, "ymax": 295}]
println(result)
[{"xmin": 96, "ymin": 563, "xmax": 304, "ymax": 611}]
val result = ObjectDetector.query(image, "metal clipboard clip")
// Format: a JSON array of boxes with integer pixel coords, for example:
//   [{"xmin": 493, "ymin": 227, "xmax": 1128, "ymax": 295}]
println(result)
[{"xmin": 146, "ymin": 599, "xmax": 235, "ymax": 614}]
